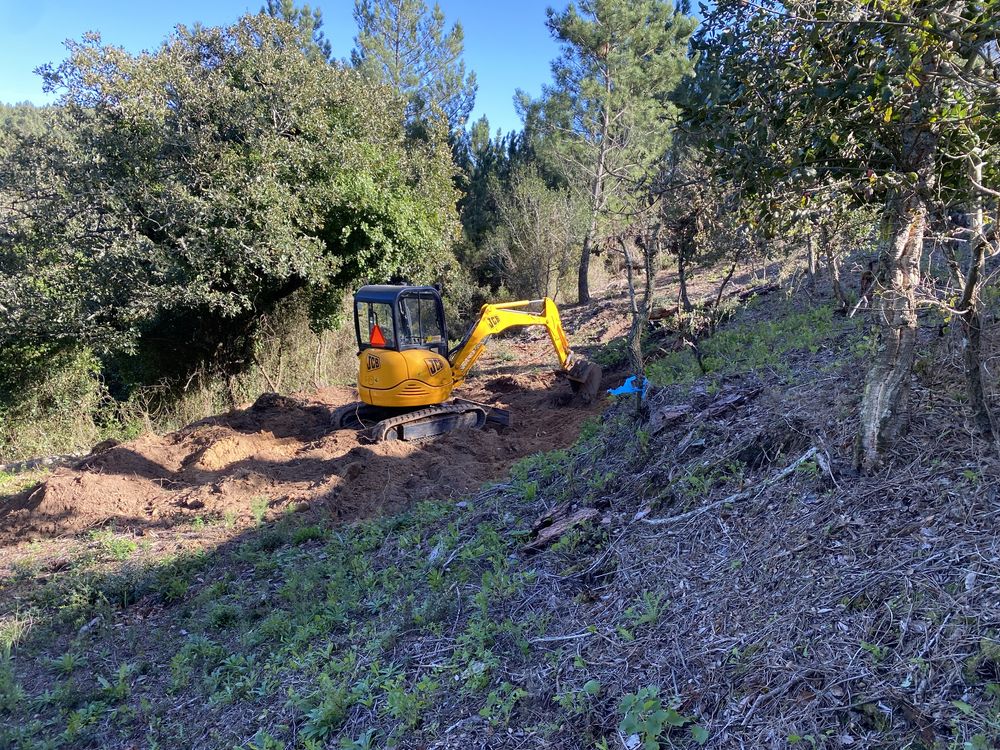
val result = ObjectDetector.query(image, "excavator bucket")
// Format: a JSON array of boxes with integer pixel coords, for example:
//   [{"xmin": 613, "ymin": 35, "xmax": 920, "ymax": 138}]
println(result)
[{"xmin": 567, "ymin": 359, "xmax": 603, "ymax": 404}]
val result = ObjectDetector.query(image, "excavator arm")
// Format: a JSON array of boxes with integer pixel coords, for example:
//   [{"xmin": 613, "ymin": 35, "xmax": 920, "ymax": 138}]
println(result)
[{"xmin": 449, "ymin": 298, "xmax": 601, "ymax": 400}]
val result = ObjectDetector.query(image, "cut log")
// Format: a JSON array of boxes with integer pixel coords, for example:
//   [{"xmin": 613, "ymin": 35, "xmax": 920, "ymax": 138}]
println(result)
[
  {"xmin": 523, "ymin": 503, "xmax": 599, "ymax": 551},
  {"xmin": 649, "ymin": 305, "xmax": 680, "ymax": 322}
]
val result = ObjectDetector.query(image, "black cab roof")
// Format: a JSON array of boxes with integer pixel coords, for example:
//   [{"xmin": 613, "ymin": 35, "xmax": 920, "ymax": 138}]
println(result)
[{"xmin": 353, "ymin": 285, "xmax": 441, "ymax": 305}]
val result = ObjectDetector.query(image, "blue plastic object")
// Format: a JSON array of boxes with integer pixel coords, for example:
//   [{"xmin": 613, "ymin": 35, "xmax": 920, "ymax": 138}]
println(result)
[{"xmin": 608, "ymin": 375, "xmax": 648, "ymax": 399}]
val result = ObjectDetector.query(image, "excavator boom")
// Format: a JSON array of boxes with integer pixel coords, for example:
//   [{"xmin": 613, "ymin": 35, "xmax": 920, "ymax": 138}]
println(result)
[
  {"xmin": 449, "ymin": 298, "xmax": 601, "ymax": 401},
  {"xmin": 450, "ymin": 298, "xmax": 571, "ymax": 384}
]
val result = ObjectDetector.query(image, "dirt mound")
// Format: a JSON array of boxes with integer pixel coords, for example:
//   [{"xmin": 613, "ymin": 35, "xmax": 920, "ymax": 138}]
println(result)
[{"xmin": 0, "ymin": 366, "xmax": 606, "ymax": 545}]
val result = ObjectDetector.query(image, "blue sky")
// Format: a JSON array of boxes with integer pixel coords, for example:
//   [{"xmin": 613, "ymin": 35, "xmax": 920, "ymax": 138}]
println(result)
[{"xmin": 0, "ymin": 0, "xmax": 560, "ymax": 135}]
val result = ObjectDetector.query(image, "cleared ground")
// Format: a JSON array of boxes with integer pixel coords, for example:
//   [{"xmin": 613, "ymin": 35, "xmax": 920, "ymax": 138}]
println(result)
[{"xmin": 0, "ymin": 314, "xmax": 615, "ymax": 550}]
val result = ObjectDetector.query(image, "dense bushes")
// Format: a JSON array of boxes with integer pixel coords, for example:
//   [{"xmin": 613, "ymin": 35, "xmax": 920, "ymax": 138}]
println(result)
[{"xmin": 0, "ymin": 15, "xmax": 459, "ymax": 460}]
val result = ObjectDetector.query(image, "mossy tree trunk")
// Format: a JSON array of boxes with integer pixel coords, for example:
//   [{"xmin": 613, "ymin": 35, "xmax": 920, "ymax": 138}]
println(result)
[{"xmin": 855, "ymin": 190, "xmax": 927, "ymax": 472}]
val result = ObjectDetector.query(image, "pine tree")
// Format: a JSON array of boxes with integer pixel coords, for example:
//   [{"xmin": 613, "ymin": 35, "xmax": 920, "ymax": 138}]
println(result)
[
  {"xmin": 540, "ymin": 0, "xmax": 696, "ymax": 303},
  {"xmin": 351, "ymin": 0, "xmax": 477, "ymax": 132},
  {"xmin": 261, "ymin": 0, "xmax": 332, "ymax": 60}
]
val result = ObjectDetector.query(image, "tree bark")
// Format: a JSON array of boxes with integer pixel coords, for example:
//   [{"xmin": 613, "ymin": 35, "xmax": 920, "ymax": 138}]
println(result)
[
  {"xmin": 962, "ymin": 305, "xmax": 993, "ymax": 438},
  {"xmin": 821, "ymin": 223, "xmax": 848, "ymax": 313},
  {"xmin": 677, "ymin": 242, "xmax": 693, "ymax": 313},
  {"xmin": 806, "ymin": 233, "xmax": 817, "ymax": 290},
  {"xmin": 622, "ymin": 227, "xmax": 659, "ymax": 417},
  {"xmin": 579, "ymin": 214, "xmax": 597, "ymax": 304},
  {"xmin": 578, "ymin": 62, "xmax": 613, "ymax": 305},
  {"xmin": 958, "ymin": 155, "xmax": 994, "ymax": 438},
  {"xmin": 855, "ymin": 191, "xmax": 926, "ymax": 472}
]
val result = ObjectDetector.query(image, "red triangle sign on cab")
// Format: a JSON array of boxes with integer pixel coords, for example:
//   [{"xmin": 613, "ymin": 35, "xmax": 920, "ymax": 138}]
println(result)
[{"xmin": 370, "ymin": 324, "xmax": 386, "ymax": 347}]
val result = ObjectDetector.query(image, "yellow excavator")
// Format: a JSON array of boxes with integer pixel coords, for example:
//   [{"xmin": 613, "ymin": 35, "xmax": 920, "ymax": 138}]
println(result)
[{"xmin": 332, "ymin": 285, "xmax": 602, "ymax": 441}]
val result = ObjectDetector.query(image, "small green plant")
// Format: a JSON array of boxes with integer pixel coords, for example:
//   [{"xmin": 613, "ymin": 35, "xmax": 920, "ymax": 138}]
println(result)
[
  {"xmin": 576, "ymin": 417, "xmax": 601, "ymax": 443},
  {"xmin": 192, "ymin": 516, "xmax": 206, "ymax": 531},
  {"xmin": 251, "ymin": 496, "xmax": 269, "ymax": 525},
  {"xmin": 245, "ymin": 729, "xmax": 286, "ymax": 749},
  {"xmin": 479, "ymin": 682, "xmax": 527, "ymax": 726},
  {"xmin": 383, "ymin": 674, "xmax": 438, "ymax": 730},
  {"xmin": 49, "ymin": 651, "xmax": 85, "ymax": 675},
  {"xmin": 860, "ymin": 640, "xmax": 887, "ymax": 662},
  {"xmin": 207, "ymin": 602, "xmax": 242, "ymax": 630},
  {"xmin": 291, "ymin": 525, "xmax": 325, "ymax": 545},
  {"xmin": 795, "ymin": 458, "xmax": 821, "ymax": 480},
  {"xmin": 97, "ymin": 662, "xmax": 134, "ymax": 702},
  {"xmin": 0, "ymin": 645, "xmax": 25, "ymax": 712},
  {"xmin": 638, "ymin": 428, "xmax": 650, "ymax": 453},
  {"xmin": 159, "ymin": 575, "xmax": 189, "ymax": 603},
  {"xmin": 788, "ymin": 734, "xmax": 817, "ymax": 747},
  {"xmin": 0, "ymin": 614, "xmax": 31, "ymax": 650},
  {"xmin": 618, "ymin": 686, "xmax": 707, "ymax": 749},
  {"xmin": 92, "ymin": 530, "xmax": 138, "ymax": 560},
  {"xmin": 625, "ymin": 590, "xmax": 668, "ymax": 628},
  {"xmin": 339, "ymin": 729, "xmax": 377, "ymax": 750},
  {"xmin": 300, "ymin": 674, "xmax": 352, "ymax": 742},
  {"xmin": 961, "ymin": 468, "xmax": 981, "ymax": 486},
  {"xmin": 521, "ymin": 480, "xmax": 538, "ymax": 502},
  {"xmin": 556, "ymin": 679, "xmax": 602, "ymax": 716},
  {"xmin": 169, "ymin": 635, "xmax": 225, "ymax": 691},
  {"xmin": 63, "ymin": 700, "xmax": 105, "ymax": 742}
]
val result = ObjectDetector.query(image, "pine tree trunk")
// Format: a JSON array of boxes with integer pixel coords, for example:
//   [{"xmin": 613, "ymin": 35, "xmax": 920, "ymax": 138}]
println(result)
[
  {"xmin": 579, "ymin": 65, "xmax": 613, "ymax": 306},
  {"xmin": 855, "ymin": 192, "xmax": 926, "ymax": 472},
  {"xmin": 579, "ymin": 166, "xmax": 605, "ymax": 306},
  {"xmin": 579, "ymin": 217, "xmax": 596, "ymax": 304},
  {"xmin": 677, "ymin": 247, "xmax": 693, "ymax": 313}
]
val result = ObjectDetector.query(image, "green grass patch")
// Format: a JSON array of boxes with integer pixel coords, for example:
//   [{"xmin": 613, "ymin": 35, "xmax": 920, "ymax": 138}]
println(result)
[
  {"xmin": 0, "ymin": 417, "xmax": 618, "ymax": 749},
  {"xmin": 647, "ymin": 302, "xmax": 859, "ymax": 386},
  {"xmin": 0, "ymin": 469, "xmax": 49, "ymax": 498}
]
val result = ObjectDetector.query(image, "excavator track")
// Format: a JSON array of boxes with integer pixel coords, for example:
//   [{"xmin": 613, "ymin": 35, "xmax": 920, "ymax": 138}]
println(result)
[{"xmin": 331, "ymin": 399, "xmax": 511, "ymax": 443}]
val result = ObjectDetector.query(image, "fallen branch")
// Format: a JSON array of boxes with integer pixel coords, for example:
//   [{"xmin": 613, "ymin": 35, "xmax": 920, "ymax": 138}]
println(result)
[
  {"xmin": 523, "ymin": 504, "xmax": 600, "ymax": 551},
  {"xmin": 641, "ymin": 447, "xmax": 818, "ymax": 527}
]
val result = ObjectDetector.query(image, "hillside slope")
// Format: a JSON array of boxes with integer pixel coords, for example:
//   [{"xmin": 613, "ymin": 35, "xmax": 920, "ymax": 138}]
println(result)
[{"xmin": 2, "ymin": 272, "xmax": 999, "ymax": 750}]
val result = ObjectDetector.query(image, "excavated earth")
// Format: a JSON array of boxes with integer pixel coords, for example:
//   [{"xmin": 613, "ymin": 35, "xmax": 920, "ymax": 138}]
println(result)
[{"xmin": 0, "ymin": 337, "xmax": 610, "ymax": 547}]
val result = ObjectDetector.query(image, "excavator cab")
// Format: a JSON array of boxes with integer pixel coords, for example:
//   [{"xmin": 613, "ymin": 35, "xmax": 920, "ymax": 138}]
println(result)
[
  {"xmin": 353, "ymin": 286, "xmax": 454, "ymax": 409},
  {"xmin": 354, "ymin": 285, "xmax": 447, "ymax": 357}
]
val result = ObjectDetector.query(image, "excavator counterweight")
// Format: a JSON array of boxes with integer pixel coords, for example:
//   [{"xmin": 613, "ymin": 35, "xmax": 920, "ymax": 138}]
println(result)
[{"xmin": 333, "ymin": 285, "xmax": 602, "ymax": 442}]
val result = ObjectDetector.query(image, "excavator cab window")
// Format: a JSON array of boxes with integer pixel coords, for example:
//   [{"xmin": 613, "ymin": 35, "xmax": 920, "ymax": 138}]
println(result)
[
  {"xmin": 398, "ymin": 291, "xmax": 447, "ymax": 357},
  {"xmin": 356, "ymin": 301, "xmax": 396, "ymax": 350}
]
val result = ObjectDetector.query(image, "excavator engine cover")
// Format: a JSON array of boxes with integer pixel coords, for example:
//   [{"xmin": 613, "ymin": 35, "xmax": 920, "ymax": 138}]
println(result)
[{"xmin": 357, "ymin": 347, "xmax": 452, "ymax": 408}]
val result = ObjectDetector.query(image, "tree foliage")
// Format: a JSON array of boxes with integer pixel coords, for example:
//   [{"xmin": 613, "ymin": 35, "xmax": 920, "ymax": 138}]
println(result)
[
  {"xmin": 352, "ymin": 0, "xmax": 477, "ymax": 132},
  {"xmin": 261, "ymin": 0, "xmax": 333, "ymax": 60},
  {"xmin": 0, "ymin": 15, "xmax": 458, "ymax": 365},
  {"xmin": 485, "ymin": 163, "xmax": 585, "ymax": 300},
  {"xmin": 691, "ymin": 0, "xmax": 1000, "ymax": 469},
  {"xmin": 533, "ymin": 0, "xmax": 697, "ymax": 302}
]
